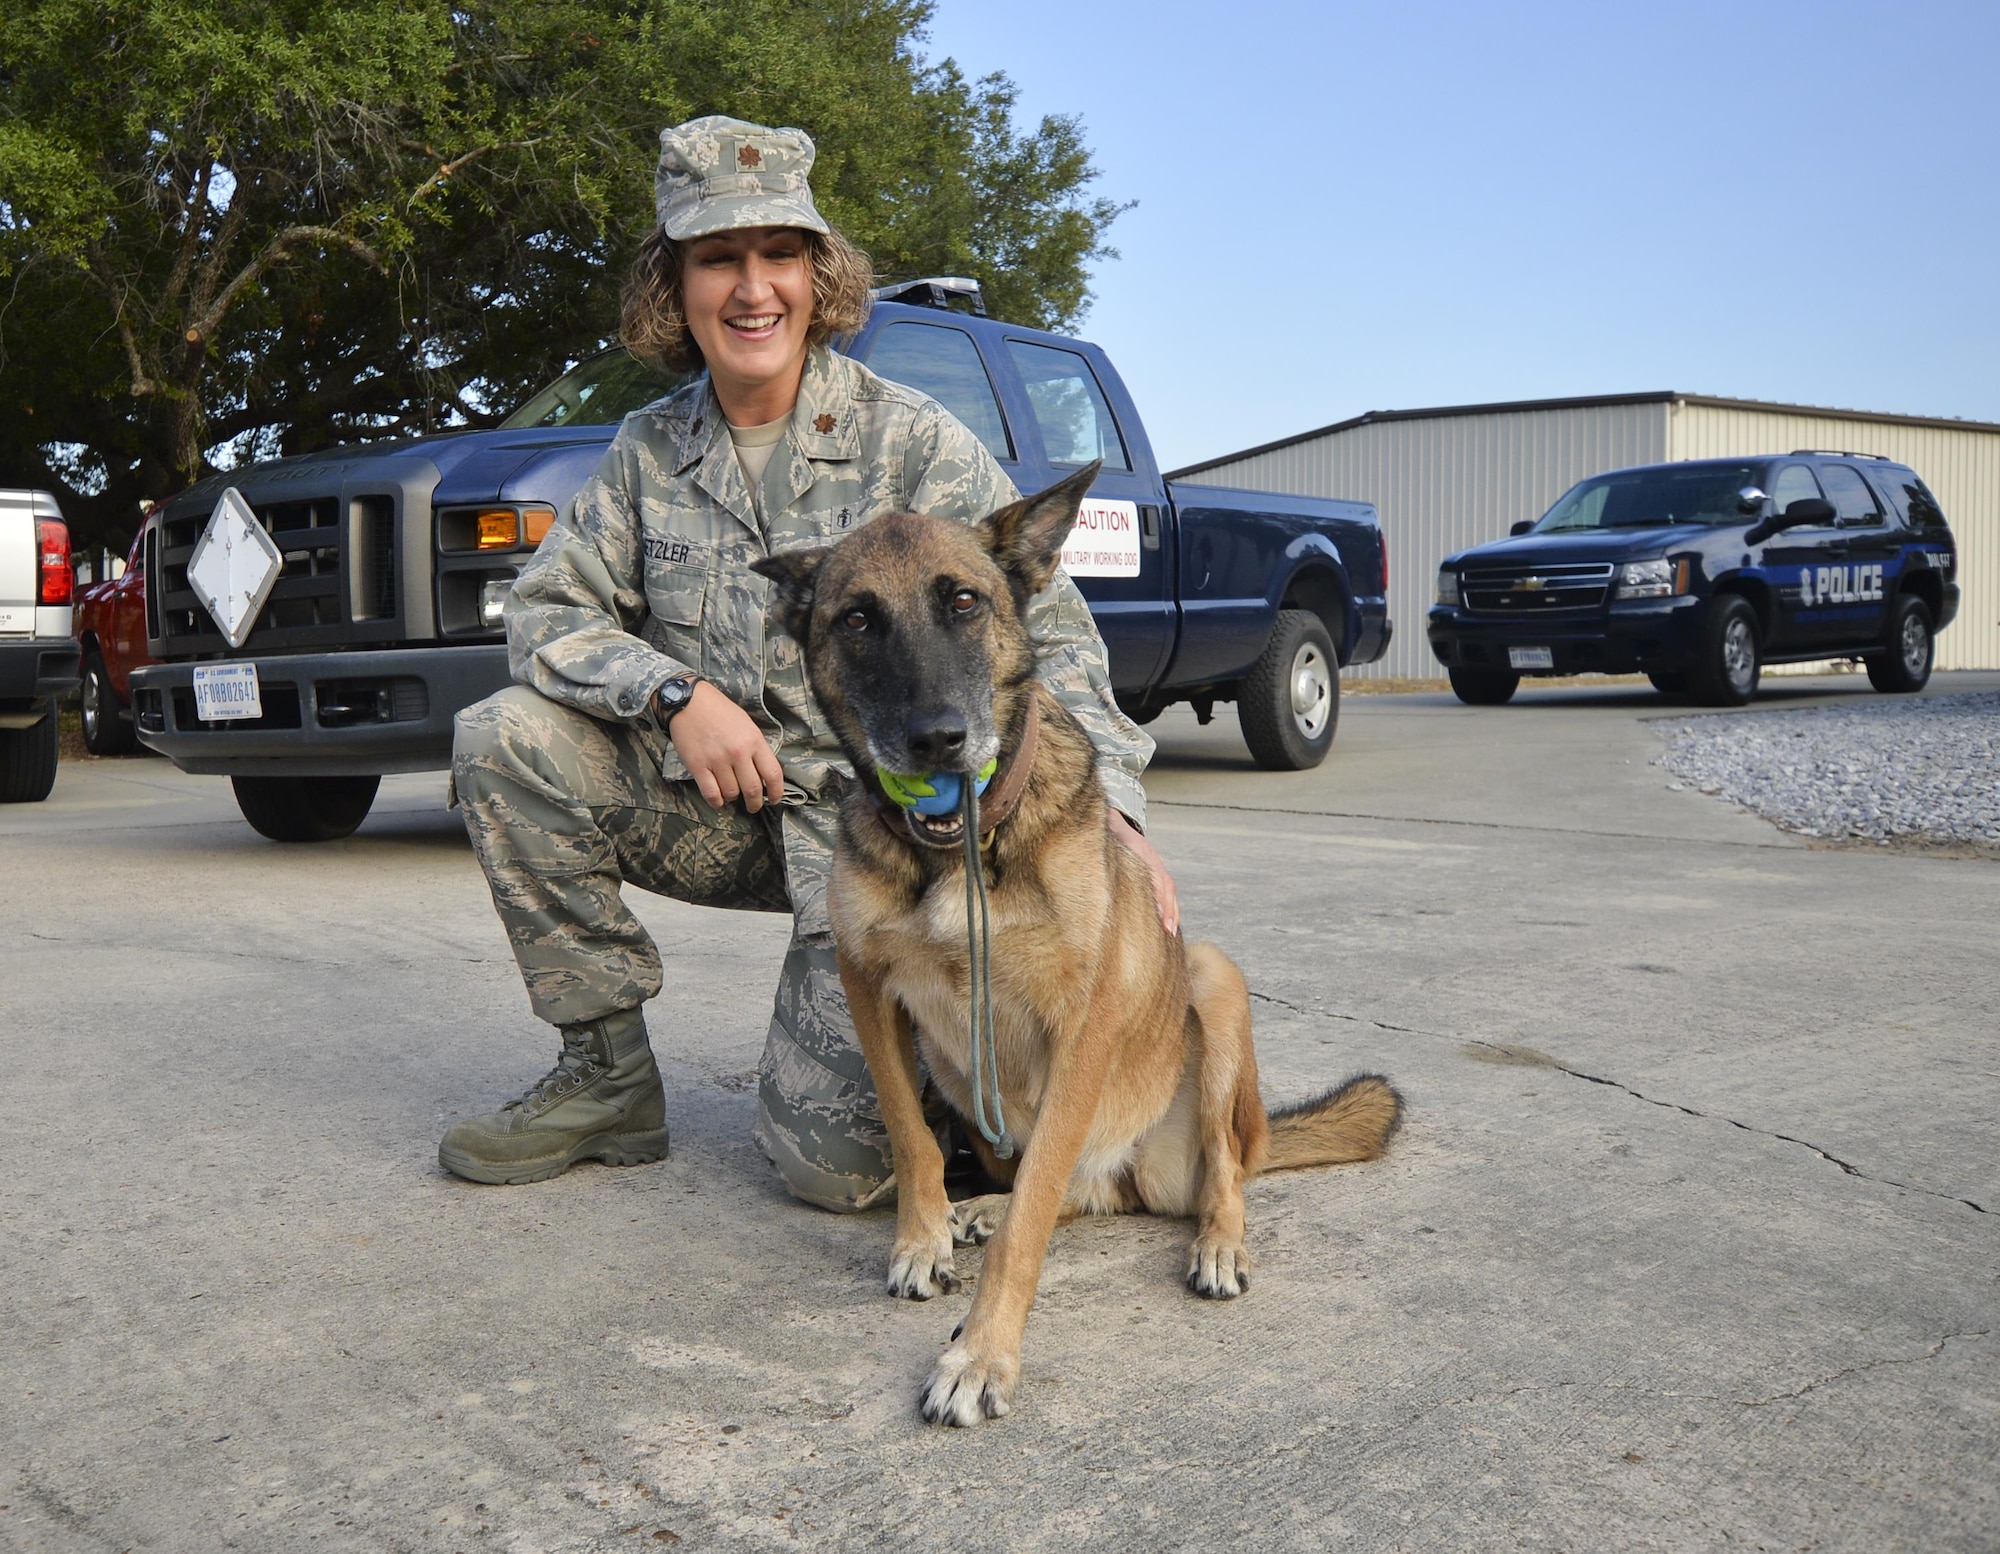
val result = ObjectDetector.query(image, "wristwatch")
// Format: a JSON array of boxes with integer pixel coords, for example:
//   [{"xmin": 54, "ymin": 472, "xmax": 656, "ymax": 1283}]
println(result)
[{"xmin": 654, "ymin": 672, "xmax": 702, "ymax": 731}]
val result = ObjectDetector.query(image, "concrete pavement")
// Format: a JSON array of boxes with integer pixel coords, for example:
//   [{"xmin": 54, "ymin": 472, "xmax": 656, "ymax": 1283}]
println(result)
[{"xmin": 3, "ymin": 674, "xmax": 1995, "ymax": 1550}]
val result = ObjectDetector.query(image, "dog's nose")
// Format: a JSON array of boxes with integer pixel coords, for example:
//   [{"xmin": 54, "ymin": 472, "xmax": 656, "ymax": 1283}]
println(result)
[{"xmin": 906, "ymin": 711, "xmax": 968, "ymax": 767}]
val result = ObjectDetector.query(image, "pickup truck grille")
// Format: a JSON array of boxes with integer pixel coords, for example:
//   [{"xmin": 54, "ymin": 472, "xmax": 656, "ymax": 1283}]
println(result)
[
  {"xmin": 1461, "ymin": 562, "xmax": 1614, "ymax": 613},
  {"xmin": 153, "ymin": 493, "xmax": 402, "ymax": 654}
]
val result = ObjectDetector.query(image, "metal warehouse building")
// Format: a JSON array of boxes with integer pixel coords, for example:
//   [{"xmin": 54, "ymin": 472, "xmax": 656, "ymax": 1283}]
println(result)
[{"xmin": 1170, "ymin": 392, "xmax": 2000, "ymax": 681}]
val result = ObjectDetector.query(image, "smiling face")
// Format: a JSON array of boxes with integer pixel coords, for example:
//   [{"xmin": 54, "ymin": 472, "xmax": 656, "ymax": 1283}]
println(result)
[{"xmin": 680, "ymin": 225, "xmax": 815, "ymax": 422}]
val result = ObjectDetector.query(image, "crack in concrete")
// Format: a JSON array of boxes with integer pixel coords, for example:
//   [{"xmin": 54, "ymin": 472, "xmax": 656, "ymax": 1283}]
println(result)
[
  {"xmin": 1248, "ymin": 990, "xmax": 1990, "ymax": 1216},
  {"xmin": 1742, "ymin": 1330, "xmax": 1988, "ymax": 1406}
]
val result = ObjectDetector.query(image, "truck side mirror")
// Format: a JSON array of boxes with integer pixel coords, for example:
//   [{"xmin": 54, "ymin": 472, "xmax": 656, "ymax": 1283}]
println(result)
[
  {"xmin": 1509, "ymin": 520, "xmax": 1534, "ymax": 536},
  {"xmin": 1745, "ymin": 496, "xmax": 1835, "ymax": 546},
  {"xmin": 1736, "ymin": 486, "xmax": 1768, "ymax": 515}
]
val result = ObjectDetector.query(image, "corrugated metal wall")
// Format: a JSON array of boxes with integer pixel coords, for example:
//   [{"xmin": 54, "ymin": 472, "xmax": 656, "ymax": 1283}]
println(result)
[
  {"xmin": 1668, "ymin": 402, "xmax": 1999, "ymax": 673},
  {"xmin": 1181, "ymin": 397, "xmax": 1999, "ymax": 679},
  {"xmin": 1178, "ymin": 402, "xmax": 1668, "ymax": 679}
]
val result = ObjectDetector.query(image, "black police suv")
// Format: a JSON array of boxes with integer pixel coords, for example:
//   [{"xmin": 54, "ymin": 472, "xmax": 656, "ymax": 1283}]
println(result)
[{"xmin": 1427, "ymin": 453, "xmax": 1960, "ymax": 706}]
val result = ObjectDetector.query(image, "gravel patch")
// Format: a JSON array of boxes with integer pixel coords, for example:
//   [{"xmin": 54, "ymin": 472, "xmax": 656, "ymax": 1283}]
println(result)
[{"xmin": 1656, "ymin": 692, "xmax": 2000, "ymax": 850}]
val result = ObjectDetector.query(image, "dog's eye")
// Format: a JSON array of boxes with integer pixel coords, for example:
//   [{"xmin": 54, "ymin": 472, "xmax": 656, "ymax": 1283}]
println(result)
[
  {"xmin": 842, "ymin": 609, "xmax": 869, "ymax": 633},
  {"xmin": 950, "ymin": 589, "xmax": 979, "ymax": 614}
]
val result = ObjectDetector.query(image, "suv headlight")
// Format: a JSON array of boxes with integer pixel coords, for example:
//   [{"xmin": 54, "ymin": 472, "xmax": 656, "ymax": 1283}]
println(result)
[
  {"xmin": 1616, "ymin": 559, "xmax": 1677, "ymax": 599},
  {"xmin": 1435, "ymin": 567, "xmax": 1460, "ymax": 607}
]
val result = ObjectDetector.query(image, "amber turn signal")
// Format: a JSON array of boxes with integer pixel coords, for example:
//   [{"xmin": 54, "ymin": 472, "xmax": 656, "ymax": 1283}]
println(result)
[
  {"xmin": 475, "ymin": 510, "xmax": 521, "ymax": 550},
  {"xmin": 522, "ymin": 505, "xmax": 556, "ymax": 545}
]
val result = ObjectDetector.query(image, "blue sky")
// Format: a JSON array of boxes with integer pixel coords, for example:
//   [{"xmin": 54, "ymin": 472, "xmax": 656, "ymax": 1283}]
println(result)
[{"xmin": 919, "ymin": 0, "xmax": 2000, "ymax": 472}]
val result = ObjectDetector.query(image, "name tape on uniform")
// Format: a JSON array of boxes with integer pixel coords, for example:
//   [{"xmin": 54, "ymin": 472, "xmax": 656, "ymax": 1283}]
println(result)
[{"xmin": 1061, "ymin": 498, "xmax": 1141, "ymax": 579}]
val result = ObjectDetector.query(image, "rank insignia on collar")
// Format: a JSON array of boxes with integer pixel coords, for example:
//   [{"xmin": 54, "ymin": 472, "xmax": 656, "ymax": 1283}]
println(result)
[{"xmin": 814, "ymin": 413, "xmax": 836, "ymax": 434}]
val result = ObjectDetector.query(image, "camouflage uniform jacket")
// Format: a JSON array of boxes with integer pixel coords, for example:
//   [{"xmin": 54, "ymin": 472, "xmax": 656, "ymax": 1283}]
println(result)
[{"xmin": 505, "ymin": 346, "xmax": 1154, "ymax": 898}]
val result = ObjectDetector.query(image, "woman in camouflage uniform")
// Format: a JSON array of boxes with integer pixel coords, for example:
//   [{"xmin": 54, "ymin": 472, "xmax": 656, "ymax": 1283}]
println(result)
[{"xmin": 443, "ymin": 115, "xmax": 1170, "ymax": 1210}]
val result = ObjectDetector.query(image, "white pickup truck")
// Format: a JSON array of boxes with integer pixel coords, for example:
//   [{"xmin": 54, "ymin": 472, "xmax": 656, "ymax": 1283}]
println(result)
[{"xmin": 0, "ymin": 489, "xmax": 80, "ymax": 802}]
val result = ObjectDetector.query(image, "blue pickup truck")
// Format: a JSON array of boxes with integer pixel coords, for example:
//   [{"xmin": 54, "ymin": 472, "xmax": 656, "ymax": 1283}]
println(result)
[{"xmin": 131, "ymin": 280, "xmax": 1390, "ymax": 840}]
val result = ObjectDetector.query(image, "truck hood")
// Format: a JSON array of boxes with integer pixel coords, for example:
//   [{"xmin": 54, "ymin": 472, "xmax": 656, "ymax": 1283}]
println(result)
[
  {"xmin": 162, "ymin": 425, "xmax": 617, "ymax": 518},
  {"xmin": 1444, "ymin": 524, "xmax": 1722, "ymax": 569}
]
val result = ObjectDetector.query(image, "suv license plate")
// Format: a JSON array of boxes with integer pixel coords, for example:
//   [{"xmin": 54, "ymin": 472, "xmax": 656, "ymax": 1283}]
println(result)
[
  {"xmin": 1508, "ymin": 646, "xmax": 1554, "ymax": 670},
  {"xmin": 192, "ymin": 663, "xmax": 262, "ymax": 722}
]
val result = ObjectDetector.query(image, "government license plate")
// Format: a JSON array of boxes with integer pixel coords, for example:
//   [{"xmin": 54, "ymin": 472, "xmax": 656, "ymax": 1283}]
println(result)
[
  {"xmin": 192, "ymin": 662, "xmax": 262, "ymax": 721},
  {"xmin": 1508, "ymin": 646, "xmax": 1555, "ymax": 670}
]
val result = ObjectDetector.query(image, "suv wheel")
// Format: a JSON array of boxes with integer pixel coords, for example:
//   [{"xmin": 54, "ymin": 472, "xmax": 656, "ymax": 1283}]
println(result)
[
  {"xmin": 231, "ymin": 775, "xmax": 381, "ymax": 842},
  {"xmin": 0, "ymin": 708, "xmax": 59, "ymax": 803},
  {"xmin": 1448, "ymin": 667, "xmax": 1519, "ymax": 705},
  {"xmin": 1864, "ymin": 595, "xmax": 1933, "ymax": 694},
  {"xmin": 1238, "ymin": 609, "xmax": 1340, "ymax": 769},
  {"xmin": 80, "ymin": 652, "xmax": 138, "ymax": 755},
  {"xmin": 1689, "ymin": 597, "xmax": 1760, "ymax": 707}
]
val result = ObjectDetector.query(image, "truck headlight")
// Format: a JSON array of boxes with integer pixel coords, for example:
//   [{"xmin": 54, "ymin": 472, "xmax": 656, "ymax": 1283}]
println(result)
[
  {"xmin": 480, "ymin": 578, "xmax": 514, "ymax": 629},
  {"xmin": 1616, "ymin": 559, "xmax": 1677, "ymax": 599},
  {"xmin": 1435, "ymin": 567, "xmax": 1460, "ymax": 607}
]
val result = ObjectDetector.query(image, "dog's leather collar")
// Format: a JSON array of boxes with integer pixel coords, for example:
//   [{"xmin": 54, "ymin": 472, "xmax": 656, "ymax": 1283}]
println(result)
[{"xmin": 866, "ymin": 707, "xmax": 1040, "ymax": 842}]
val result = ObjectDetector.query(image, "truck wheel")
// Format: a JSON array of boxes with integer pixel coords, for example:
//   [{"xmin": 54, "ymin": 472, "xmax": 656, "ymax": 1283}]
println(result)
[
  {"xmin": 1864, "ymin": 596, "xmax": 1933, "ymax": 694},
  {"xmin": 1238, "ymin": 609, "xmax": 1339, "ymax": 770},
  {"xmin": 0, "ymin": 709, "xmax": 59, "ymax": 803},
  {"xmin": 231, "ymin": 775, "xmax": 381, "ymax": 842},
  {"xmin": 1647, "ymin": 671, "xmax": 1686, "ymax": 696},
  {"xmin": 1448, "ymin": 668, "xmax": 1519, "ymax": 705},
  {"xmin": 80, "ymin": 653, "xmax": 138, "ymax": 755},
  {"xmin": 1688, "ymin": 596, "xmax": 1761, "ymax": 706}
]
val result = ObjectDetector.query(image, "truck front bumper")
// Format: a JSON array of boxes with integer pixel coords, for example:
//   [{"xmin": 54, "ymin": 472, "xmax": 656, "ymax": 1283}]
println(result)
[
  {"xmin": 131, "ymin": 646, "xmax": 512, "ymax": 776},
  {"xmin": 1426, "ymin": 597, "xmax": 1705, "ymax": 677},
  {"xmin": 0, "ymin": 639, "xmax": 81, "ymax": 711}
]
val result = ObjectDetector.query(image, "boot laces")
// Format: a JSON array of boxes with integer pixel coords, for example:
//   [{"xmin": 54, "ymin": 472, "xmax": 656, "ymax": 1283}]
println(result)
[{"xmin": 507, "ymin": 1031, "xmax": 604, "ymax": 1112}]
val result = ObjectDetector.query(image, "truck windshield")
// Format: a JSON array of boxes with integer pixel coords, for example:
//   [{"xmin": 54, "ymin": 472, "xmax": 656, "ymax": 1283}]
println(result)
[
  {"xmin": 501, "ymin": 351, "xmax": 692, "ymax": 429},
  {"xmin": 1534, "ymin": 463, "xmax": 1766, "ymax": 532}
]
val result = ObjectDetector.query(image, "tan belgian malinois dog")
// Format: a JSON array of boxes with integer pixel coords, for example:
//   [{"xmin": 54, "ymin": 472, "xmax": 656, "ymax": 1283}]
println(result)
[{"xmin": 753, "ymin": 462, "xmax": 1401, "ymax": 1426}]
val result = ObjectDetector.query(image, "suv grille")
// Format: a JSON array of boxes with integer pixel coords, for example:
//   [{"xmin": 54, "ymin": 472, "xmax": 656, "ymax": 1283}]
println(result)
[
  {"xmin": 156, "ymin": 492, "xmax": 402, "ymax": 653},
  {"xmin": 1461, "ymin": 562, "xmax": 1614, "ymax": 613}
]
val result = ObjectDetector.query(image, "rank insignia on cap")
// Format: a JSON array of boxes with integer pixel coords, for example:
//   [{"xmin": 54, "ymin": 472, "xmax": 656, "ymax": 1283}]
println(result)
[
  {"xmin": 737, "ymin": 144, "xmax": 763, "ymax": 168},
  {"xmin": 814, "ymin": 414, "xmax": 836, "ymax": 433}
]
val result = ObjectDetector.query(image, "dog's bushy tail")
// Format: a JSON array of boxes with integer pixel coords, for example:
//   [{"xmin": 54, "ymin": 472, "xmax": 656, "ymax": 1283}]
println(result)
[{"xmin": 1262, "ymin": 1075, "xmax": 1403, "ymax": 1172}]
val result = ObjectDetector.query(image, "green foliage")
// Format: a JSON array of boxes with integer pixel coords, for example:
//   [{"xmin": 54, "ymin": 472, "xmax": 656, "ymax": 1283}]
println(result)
[{"xmin": 0, "ymin": 0, "xmax": 1124, "ymax": 553}]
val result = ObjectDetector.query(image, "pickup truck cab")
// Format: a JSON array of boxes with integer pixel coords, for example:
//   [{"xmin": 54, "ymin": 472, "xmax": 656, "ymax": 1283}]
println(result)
[
  {"xmin": 133, "ymin": 282, "xmax": 1390, "ymax": 840},
  {"xmin": 0, "ymin": 488, "xmax": 79, "ymax": 802},
  {"xmin": 1428, "ymin": 453, "xmax": 1959, "ymax": 706}
]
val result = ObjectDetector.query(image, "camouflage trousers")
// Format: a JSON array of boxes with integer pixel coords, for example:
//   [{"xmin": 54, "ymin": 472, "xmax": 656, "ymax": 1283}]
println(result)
[{"xmin": 452, "ymin": 685, "xmax": 894, "ymax": 1213}]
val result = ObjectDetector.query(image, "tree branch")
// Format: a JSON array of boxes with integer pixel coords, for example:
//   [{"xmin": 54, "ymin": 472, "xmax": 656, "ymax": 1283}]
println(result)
[
  {"xmin": 84, "ymin": 240, "xmax": 158, "ymax": 397},
  {"xmin": 405, "ymin": 139, "xmax": 543, "ymax": 208},
  {"xmin": 190, "ymin": 226, "xmax": 385, "ymax": 346},
  {"xmin": 159, "ymin": 156, "xmax": 216, "ymax": 317}
]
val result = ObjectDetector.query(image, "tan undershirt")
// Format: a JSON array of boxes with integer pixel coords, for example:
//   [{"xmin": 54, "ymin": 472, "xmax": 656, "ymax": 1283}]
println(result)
[{"xmin": 728, "ymin": 415, "xmax": 789, "ymax": 521}]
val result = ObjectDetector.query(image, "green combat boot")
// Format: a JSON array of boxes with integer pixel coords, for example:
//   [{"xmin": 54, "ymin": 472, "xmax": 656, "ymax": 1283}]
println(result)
[{"xmin": 438, "ymin": 1009, "xmax": 670, "ymax": 1185}]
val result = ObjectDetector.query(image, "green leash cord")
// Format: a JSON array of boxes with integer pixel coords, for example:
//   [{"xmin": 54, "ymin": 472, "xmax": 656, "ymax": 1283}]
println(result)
[{"xmin": 960, "ymin": 780, "xmax": 1016, "ymax": 1159}]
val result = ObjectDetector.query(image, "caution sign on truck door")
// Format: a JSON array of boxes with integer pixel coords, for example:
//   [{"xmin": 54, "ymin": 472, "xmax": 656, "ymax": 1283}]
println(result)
[{"xmin": 1060, "ymin": 498, "xmax": 1142, "ymax": 578}]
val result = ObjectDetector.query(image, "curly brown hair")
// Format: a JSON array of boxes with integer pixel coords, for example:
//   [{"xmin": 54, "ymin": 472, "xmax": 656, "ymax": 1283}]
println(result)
[{"xmin": 620, "ymin": 225, "xmax": 874, "ymax": 374}]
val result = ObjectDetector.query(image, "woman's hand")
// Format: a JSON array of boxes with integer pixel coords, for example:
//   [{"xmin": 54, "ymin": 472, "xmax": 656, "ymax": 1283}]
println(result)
[
  {"xmin": 1108, "ymin": 810, "xmax": 1179, "ymax": 936},
  {"xmin": 670, "ymin": 681, "xmax": 787, "ymax": 812}
]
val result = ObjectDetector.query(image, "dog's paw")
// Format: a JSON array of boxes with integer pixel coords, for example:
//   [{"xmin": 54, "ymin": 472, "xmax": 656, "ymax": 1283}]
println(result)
[
  {"xmin": 1186, "ymin": 1235, "xmax": 1251, "ymax": 1300},
  {"xmin": 948, "ymin": 1194, "xmax": 1010, "ymax": 1245},
  {"xmin": 919, "ymin": 1341, "xmax": 1018, "ymax": 1427},
  {"xmin": 886, "ymin": 1228, "xmax": 959, "ymax": 1301}
]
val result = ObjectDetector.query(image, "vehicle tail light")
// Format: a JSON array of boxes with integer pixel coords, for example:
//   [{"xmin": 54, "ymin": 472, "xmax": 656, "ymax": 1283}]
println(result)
[
  {"xmin": 38, "ymin": 518, "xmax": 72, "ymax": 605},
  {"xmin": 475, "ymin": 509, "xmax": 521, "ymax": 550}
]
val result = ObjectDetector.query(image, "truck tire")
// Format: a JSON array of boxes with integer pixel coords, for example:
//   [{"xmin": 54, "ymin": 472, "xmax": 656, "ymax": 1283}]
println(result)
[
  {"xmin": 0, "ymin": 709, "xmax": 59, "ymax": 803},
  {"xmin": 1647, "ymin": 671, "xmax": 1687, "ymax": 696},
  {"xmin": 1238, "ymin": 609, "xmax": 1339, "ymax": 770},
  {"xmin": 1688, "ymin": 596, "xmax": 1761, "ymax": 707},
  {"xmin": 231, "ymin": 775, "xmax": 381, "ymax": 842},
  {"xmin": 80, "ymin": 652, "xmax": 138, "ymax": 755},
  {"xmin": 1864, "ymin": 595, "xmax": 1933, "ymax": 694},
  {"xmin": 1448, "ymin": 668, "xmax": 1519, "ymax": 705}
]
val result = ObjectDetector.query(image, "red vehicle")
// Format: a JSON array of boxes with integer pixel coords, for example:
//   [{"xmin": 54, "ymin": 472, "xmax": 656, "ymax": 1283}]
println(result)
[{"xmin": 73, "ymin": 530, "xmax": 152, "ymax": 754}]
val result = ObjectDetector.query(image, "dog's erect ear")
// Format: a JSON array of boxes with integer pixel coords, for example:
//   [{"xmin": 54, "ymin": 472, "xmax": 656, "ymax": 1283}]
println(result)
[
  {"xmin": 750, "ymin": 545, "xmax": 830, "ymax": 644},
  {"xmin": 978, "ymin": 459, "xmax": 1102, "ymax": 601}
]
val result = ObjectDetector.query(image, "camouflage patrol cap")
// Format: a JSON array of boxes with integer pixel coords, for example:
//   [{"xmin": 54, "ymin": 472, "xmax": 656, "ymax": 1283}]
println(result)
[{"xmin": 654, "ymin": 115, "xmax": 831, "ymax": 240}]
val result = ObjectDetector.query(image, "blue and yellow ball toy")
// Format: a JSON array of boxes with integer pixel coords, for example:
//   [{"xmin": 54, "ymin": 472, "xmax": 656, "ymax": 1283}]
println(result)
[{"xmin": 877, "ymin": 759, "xmax": 999, "ymax": 816}]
